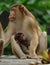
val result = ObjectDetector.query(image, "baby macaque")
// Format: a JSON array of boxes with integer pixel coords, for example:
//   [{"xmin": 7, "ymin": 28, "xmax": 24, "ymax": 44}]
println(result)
[{"xmin": 14, "ymin": 33, "xmax": 30, "ymax": 54}]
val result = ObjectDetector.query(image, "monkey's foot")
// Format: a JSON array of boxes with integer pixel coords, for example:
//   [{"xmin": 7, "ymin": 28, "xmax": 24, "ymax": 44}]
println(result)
[
  {"xmin": 20, "ymin": 55, "xmax": 27, "ymax": 59},
  {"xmin": 28, "ymin": 54, "xmax": 42, "ymax": 59},
  {"xmin": 0, "ymin": 39, "xmax": 4, "ymax": 56}
]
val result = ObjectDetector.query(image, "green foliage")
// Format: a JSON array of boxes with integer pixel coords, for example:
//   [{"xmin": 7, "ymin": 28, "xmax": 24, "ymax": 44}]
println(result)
[
  {"xmin": 48, "ymin": 35, "xmax": 50, "ymax": 48},
  {"xmin": 0, "ymin": 0, "xmax": 50, "ymax": 24},
  {"xmin": 4, "ymin": 44, "xmax": 13, "ymax": 55},
  {"xmin": 0, "ymin": 0, "xmax": 50, "ymax": 55}
]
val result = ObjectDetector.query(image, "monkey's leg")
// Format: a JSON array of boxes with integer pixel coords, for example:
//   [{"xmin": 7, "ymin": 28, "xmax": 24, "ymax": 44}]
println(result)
[
  {"xmin": 29, "ymin": 32, "xmax": 39, "ymax": 58},
  {"xmin": 38, "ymin": 31, "xmax": 47, "ymax": 54},
  {"xmin": 20, "ymin": 44, "xmax": 29, "ymax": 55},
  {"xmin": 11, "ymin": 46, "xmax": 19, "ymax": 58},
  {"xmin": 11, "ymin": 35, "xmax": 27, "ymax": 59}
]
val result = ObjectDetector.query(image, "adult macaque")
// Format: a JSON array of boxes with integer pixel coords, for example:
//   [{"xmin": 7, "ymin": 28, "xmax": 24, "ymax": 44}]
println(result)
[
  {"xmin": 0, "ymin": 4, "xmax": 47, "ymax": 58},
  {"xmin": 9, "ymin": 4, "xmax": 42, "ymax": 58}
]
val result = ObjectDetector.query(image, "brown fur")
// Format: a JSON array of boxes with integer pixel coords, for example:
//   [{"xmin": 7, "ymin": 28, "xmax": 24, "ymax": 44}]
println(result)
[
  {"xmin": 0, "ymin": 4, "xmax": 42, "ymax": 58},
  {"xmin": 9, "ymin": 4, "xmax": 42, "ymax": 58}
]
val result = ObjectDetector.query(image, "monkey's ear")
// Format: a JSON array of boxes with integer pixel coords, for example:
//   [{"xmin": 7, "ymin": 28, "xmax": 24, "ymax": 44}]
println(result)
[
  {"xmin": 19, "ymin": 5, "xmax": 24, "ymax": 13},
  {"xmin": 19, "ymin": 5, "xmax": 27, "ymax": 15}
]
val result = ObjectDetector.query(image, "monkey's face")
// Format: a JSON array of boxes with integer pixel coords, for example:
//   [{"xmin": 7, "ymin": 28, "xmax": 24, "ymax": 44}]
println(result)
[
  {"xmin": 15, "ymin": 33, "xmax": 27, "ymax": 41},
  {"xmin": 9, "ymin": 7, "xmax": 17, "ymax": 21},
  {"xmin": 9, "ymin": 4, "xmax": 24, "ymax": 21}
]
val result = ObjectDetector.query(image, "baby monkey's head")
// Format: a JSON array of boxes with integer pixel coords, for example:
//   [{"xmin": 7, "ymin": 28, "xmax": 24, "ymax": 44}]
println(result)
[{"xmin": 14, "ymin": 32, "xmax": 30, "ymax": 47}]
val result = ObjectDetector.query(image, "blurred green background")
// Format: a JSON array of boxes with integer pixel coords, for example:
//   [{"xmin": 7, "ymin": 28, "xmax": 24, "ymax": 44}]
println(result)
[{"xmin": 0, "ymin": 0, "xmax": 50, "ymax": 55}]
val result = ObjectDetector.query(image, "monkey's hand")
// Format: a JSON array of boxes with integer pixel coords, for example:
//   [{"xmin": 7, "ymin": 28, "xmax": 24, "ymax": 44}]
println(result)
[{"xmin": 0, "ymin": 39, "xmax": 4, "ymax": 56}]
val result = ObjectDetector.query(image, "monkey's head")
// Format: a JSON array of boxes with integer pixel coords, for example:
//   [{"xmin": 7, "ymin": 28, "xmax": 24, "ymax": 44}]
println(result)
[
  {"xmin": 14, "ymin": 32, "xmax": 30, "ymax": 47},
  {"xmin": 15, "ymin": 33, "xmax": 27, "ymax": 42},
  {"xmin": 9, "ymin": 4, "xmax": 26, "ymax": 21}
]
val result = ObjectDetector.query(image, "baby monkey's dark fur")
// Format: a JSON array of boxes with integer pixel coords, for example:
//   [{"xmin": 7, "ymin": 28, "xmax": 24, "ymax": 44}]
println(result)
[{"xmin": 14, "ymin": 33, "xmax": 30, "ymax": 48}]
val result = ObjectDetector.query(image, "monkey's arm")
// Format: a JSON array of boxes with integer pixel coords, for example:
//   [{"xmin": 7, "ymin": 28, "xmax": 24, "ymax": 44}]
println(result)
[
  {"xmin": 0, "ymin": 23, "xmax": 5, "ymax": 55},
  {"xmin": 0, "ymin": 23, "xmax": 4, "ymax": 39},
  {"xmin": 4, "ymin": 22, "xmax": 15, "ymax": 48},
  {"xmin": 29, "ymin": 30, "xmax": 39, "ymax": 58},
  {"xmin": 11, "ymin": 35, "xmax": 27, "ymax": 59},
  {"xmin": 24, "ymin": 17, "xmax": 39, "ymax": 58}
]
